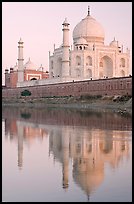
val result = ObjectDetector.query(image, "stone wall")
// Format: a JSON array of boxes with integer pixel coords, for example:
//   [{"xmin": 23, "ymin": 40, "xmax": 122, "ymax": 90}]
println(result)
[{"xmin": 2, "ymin": 76, "xmax": 132, "ymax": 99}]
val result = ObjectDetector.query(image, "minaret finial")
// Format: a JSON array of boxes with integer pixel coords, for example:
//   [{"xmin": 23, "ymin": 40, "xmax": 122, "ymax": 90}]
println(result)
[
  {"xmin": 88, "ymin": 6, "xmax": 90, "ymax": 16},
  {"xmin": 19, "ymin": 37, "xmax": 23, "ymax": 43}
]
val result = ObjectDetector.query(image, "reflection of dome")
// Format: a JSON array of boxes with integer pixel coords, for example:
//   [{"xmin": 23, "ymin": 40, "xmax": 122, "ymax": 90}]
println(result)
[
  {"xmin": 73, "ymin": 14, "xmax": 105, "ymax": 44},
  {"xmin": 73, "ymin": 170, "xmax": 104, "ymax": 197},
  {"xmin": 24, "ymin": 58, "xmax": 37, "ymax": 70},
  {"xmin": 73, "ymin": 159, "xmax": 104, "ymax": 197}
]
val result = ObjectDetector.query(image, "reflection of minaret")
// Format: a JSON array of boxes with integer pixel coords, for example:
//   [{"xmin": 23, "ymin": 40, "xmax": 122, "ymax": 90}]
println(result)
[
  {"xmin": 17, "ymin": 121, "xmax": 24, "ymax": 170},
  {"xmin": 4, "ymin": 119, "xmax": 9, "ymax": 139},
  {"xmin": 62, "ymin": 130, "xmax": 70, "ymax": 189},
  {"xmin": 87, "ymin": 194, "xmax": 90, "ymax": 202}
]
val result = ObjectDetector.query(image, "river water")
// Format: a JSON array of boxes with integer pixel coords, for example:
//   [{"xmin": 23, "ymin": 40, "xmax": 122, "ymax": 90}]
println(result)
[{"xmin": 2, "ymin": 106, "xmax": 132, "ymax": 202}]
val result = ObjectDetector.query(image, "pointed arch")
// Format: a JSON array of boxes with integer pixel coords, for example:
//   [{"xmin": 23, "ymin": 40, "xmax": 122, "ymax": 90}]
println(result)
[
  {"xmin": 120, "ymin": 58, "xmax": 125, "ymax": 67},
  {"xmin": 86, "ymin": 69, "xmax": 92, "ymax": 78},
  {"xmin": 99, "ymin": 71, "xmax": 103, "ymax": 78},
  {"xmin": 76, "ymin": 56, "xmax": 81, "ymax": 66},
  {"xmin": 76, "ymin": 68, "xmax": 81, "ymax": 77},
  {"xmin": 86, "ymin": 56, "xmax": 92, "ymax": 66},
  {"xmin": 120, "ymin": 70, "xmax": 125, "ymax": 77},
  {"xmin": 99, "ymin": 56, "xmax": 113, "ymax": 78},
  {"xmin": 99, "ymin": 61, "xmax": 103, "ymax": 67}
]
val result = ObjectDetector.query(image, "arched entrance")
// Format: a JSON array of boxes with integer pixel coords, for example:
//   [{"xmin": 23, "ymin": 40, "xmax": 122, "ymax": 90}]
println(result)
[
  {"xmin": 76, "ymin": 68, "xmax": 81, "ymax": 77},
  {"xmin": 86, "ymin": 56, "xmax": 92, "ymax": 66},
  {"xmin": 86, "ymin": 69, "xmax": 92, "ymax": 78},
  {"xmin": 30, "ymin": 78, "xmax": 37, "ymax": 80},
  {"xmin": 76, "ymin": 56, "xmax": 81, "ymax": 66},
  {"xmin": 99, "ymin": 56, "xmax": 113, "ymax": 78},
  {"xmin": 120, "ymin": 70, "xmax": 125, "ymax": 77}
]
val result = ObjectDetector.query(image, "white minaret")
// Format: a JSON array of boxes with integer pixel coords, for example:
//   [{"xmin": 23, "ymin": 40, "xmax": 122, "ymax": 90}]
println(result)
[
  {"xmin": 62, "ymin": 18, "xmax": 70, "ymax": 77},
  {"xmin": 18, "ymin": 38, "xmax": 24, "ymax": 82}
]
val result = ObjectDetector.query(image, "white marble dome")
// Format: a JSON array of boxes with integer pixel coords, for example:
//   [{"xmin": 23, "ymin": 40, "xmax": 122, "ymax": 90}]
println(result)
[
  {"xmin": 24, "ymin": 58, "xmax": 37, "ymax": 70},
  {"xmin": 73, "ymin": 15, "xmax": 105, "ymax": 44}
]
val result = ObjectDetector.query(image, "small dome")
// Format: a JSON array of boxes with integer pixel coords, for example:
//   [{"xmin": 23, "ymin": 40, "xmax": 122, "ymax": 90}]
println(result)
[
  {"xmin": 24, "ymin": 58, "xmax": 37, "ymax": 70},
  {"xmin": 110, "ymin": 38, "xmax": 118, "ymax": 47},
  {"xmin": 13, "ymin": 62, "xmax": 18, "ymax": 71},
  {"xmin": 75, "ymin": 37, "xmax": 88, "ymax": 45},
  {"xmin": 73, "ymin": 14, "xmax": 105, "ymax": 44},
  {"xmin": 37, "ymin": 64, "xmax": 44, "ymax": 71}
]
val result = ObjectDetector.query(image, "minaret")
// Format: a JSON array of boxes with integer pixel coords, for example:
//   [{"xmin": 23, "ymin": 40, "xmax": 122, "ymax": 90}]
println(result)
[
  {"xmin": 5, "ymin": 68, "xmax": 10, "ymax": 87},
  {"xmin": 62, "ymin": 18, "xmax": 70, "ymax": 78},
  {"xmin": 17, "ymin": 38, "xmax": 24, "ymax": 82}
]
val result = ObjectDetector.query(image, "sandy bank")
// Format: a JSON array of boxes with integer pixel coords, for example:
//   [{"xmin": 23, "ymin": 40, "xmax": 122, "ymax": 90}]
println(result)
[{"xmin": 2, "ymin": 95, "xmax": 132, "ymax": 115}]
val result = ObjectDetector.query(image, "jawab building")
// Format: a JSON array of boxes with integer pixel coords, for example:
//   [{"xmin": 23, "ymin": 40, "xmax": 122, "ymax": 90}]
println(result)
[{"xmin": 5, "ymin": 7, "xmax": 130, "ymax": 88}]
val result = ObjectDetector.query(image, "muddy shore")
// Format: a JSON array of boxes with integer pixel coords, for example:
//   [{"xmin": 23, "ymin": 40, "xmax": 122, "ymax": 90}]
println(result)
[{"xmin": 2, "ymin": 95, "xmax": 132, "ymax": 115}]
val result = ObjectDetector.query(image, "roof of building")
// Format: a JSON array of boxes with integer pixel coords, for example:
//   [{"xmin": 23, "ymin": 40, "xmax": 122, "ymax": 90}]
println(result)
[{"xmin": 73, "ymin": 14, "xmax": 105, "ymax": 43}]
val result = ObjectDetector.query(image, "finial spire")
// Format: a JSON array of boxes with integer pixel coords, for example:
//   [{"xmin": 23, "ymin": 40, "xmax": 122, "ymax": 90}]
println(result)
[
  {"xmin": 63, "ymin": 17, "xmax": 70, "ymax": 25},
  {"xmin": 88, "ymin": 6, "xmax": 90, "ymax": 16},
  {"xmin": 19, "ymin": 37, "xmax": 23, "ymax": 42}
]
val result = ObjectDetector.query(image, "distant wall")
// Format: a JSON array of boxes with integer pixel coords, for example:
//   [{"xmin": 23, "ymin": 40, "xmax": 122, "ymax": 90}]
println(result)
[{"xmin": 2, "ymin": 76, "xmax": 132, "ymax": 99}]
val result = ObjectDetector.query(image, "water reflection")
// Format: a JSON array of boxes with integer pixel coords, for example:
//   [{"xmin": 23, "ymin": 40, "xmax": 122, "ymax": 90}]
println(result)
[
  {"xmin": 49, "ymin": 128, "xmax": 130, "ymax": 199},
  {"xmin": 2, "ymin": 107, "xmax": 132, "ymax": 201}
]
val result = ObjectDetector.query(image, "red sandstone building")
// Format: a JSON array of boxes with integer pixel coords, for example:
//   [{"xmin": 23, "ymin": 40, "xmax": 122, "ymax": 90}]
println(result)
[{"xmin": 5, "ymin": 58, "xmax": 49, "ymax": 88}]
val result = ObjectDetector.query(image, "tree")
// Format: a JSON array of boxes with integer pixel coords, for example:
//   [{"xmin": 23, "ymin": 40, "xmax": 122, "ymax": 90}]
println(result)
[{"xmin": 21, "ymin": 89, "xmax": 31, "ymax": 97}]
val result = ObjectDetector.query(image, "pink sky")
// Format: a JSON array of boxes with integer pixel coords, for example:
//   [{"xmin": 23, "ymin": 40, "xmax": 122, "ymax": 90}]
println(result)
[{"xmin": 2, "ymin": 2, "xmax": 132, "ymax": 85}]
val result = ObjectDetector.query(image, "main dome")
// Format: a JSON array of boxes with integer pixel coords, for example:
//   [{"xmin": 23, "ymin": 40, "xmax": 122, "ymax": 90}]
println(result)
[{"xmin": 73, "ymin": 14, "xmax": 105, "ymax": 44}]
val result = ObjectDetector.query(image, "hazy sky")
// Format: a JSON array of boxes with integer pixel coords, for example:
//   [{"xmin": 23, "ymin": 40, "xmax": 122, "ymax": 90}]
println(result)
[{"xmin": 2, "ymin": 2, "xmax": 132, "ymax": 85}]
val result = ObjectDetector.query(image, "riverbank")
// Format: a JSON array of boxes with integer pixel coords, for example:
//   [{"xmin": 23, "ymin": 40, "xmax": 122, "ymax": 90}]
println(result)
[{"xmin": 2, "ymin": 95, "xmax": 132, "ymax": 115}]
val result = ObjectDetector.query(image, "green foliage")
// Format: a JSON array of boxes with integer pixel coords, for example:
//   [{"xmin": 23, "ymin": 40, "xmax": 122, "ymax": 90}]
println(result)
[
  {"xmin": 118, "ymin": 95, "xmax": 131, "ymax": 102},
  {"xmin": 80, "ymin": 94, "xmax": 102, "ymax": 100},
  {"xmin": 113, "ymin": 95, "xmax": 131, "ymax": 102},
  {"xmin": 21, "ymin": 89, "xmax": 31, "ymax": 97}
]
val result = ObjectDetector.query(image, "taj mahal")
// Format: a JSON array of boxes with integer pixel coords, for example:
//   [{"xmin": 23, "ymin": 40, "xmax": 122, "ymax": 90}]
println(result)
[{"xmin": 5, "ymin": 7, "xmax": 130, "ymax": 88}]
